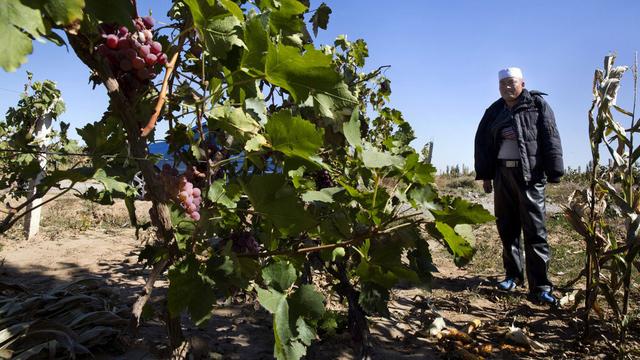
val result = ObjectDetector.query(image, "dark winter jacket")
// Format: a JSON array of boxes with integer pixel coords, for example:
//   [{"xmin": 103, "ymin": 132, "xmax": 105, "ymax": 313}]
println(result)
[{"xmin": 474, "ymin": 89, "xmax": 564, "ymax": 183}]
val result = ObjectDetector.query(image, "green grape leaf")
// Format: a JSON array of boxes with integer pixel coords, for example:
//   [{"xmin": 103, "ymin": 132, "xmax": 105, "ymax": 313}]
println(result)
[
  {"xmin": 241, "ymin": 15, "xmax": 269, "ymax": 76},
  {"xmin": 265, "ymin": 42, "xmax": 355, "ymax": 104},
  {"xmin": 407, "ymin": 231, "xmax": 437, "ymax": 285},
  {"xmin": 91, "ymin": 168, "xmax": 134, "ymax": 196},
  {"xmin": 208, "ymin": 105, "xmax": 261, "ymax": 140},
  {"xmin": 289, "ymin": 284, "xmax": 325, "ymax": 320},
  {"xmin": 351, "ymin": 39, "xmax": 369, "ymax": 67},
  {"xmin": 84, "ymin": 0, "xmax": 134, "ymax": 27},
  {"xmin": 170, "ymin": 205, "xmax": 196, "ymax": 251},
  {"xmin": 0, "ymin": 2, "xmax": 46, "ymax": 71},
  {"xmin": 355, "ymin": 259, "xmax": 397, "ymax": 289},
  {"xmin": 219, "ymin": 0, "xmax": 244, "ymax": 20},
  {"xmin": 403, "ymin": 153, "xmax": 436, "ymax": 185},
  {"xmin": 184, "ymin": 0, "xmax": 246, "ymax": 59},
  {"xmin": 256, "ymin": 286, "xmax": 286, "ymax": 313},
  {"xmin": 244, "ymin": 134, "xmax": 268, "ymax": 152},
  {"xmin": 273, "ymin": 293, "xmax": 295, "ymax": 358},
  {"xmin": 261, "ymin": 0, "xmax": 308, "ymax": 36},
  {"xmin": 241, "ymin": 174, "xmax": 316, "ymax": 236},
  {"xmin": 407, "ymin": 185, "xmax": 440, "ymax": 211},
  {"xmin": 266, "ymin": 110, "xmax": 323, "ymax": 160},
  {"xmin": 433, "ymin": 221, "xmax": 475, "ymax": 267},
  {"xmin": 343, "ymin": 108, "xmax": 363, "ymax": 150},
  {"xmin": 301, "ymin": 187, "xmax": 342, "ymax": 203},
  {"xmin": 262, "ymin": 261, "xmax": 297, "ymax": 292},
  {"xmin": 168, "ymin": 256, "xmax": 216, "ymax": 326},
  {"xmin": 432, "ymin": 196, "xmax": 495, "ymax": 226},
  {"xmin": 295, "ymin": 318, "xmax": 316, "ymax": 346},
  {"xmin": 454, "ymin": 224, "xmax": 476, "ymax": 247},
  {"xmin": 245, "ymin": 96, "xmax": 268, "ymax": 124},
  {"xmin": 206, "ymin": 180, "xmax": 238, "ymax": 209},
  {"xmin": 312, "ymin": 82, "xmax": 356, "ymax": 120},
  {"xmin": 77, "ymin": 115, "xmax": 127, "ymax": 158},
  {"xmin": 361, "ymin": 147, "xmax": 404, "ymax": 169},
  {"xmin": 309, "ymin": 3, "xmax": 331, "ymax": 37},
  {"xmin": 28, "ymin": 0, "xmax": 85, "ymax": 26}
]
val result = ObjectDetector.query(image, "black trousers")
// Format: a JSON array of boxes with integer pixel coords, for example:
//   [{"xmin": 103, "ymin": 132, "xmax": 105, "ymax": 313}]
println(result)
[{"xmin": 494, "ymin": 165, "xmax": 552, "ymax": 293}]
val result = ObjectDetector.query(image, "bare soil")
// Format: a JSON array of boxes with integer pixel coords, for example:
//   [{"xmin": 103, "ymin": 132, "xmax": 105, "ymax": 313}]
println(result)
[{"xmin": 1, "ymin": 180, "xmax": 639, "ymax": 359}]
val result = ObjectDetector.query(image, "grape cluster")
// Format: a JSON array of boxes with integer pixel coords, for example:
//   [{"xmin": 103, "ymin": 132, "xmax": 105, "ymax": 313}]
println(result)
[
  {"xmin": 230, "ymin": 231, "xmax": 260, "ymax": 254},
  {"xmin": 160, "ymin": 164, "xmax": 203, "ymax": 221},
  {"xmin": 178, "ymin": 176, "xmax": 202, "ymax": 221},
  {"xmin": 96, "ymin": 16, "xmax": 167, "ymax": 86},
  {"xmin": 314, "ymin": 170, "xmax": 334, "ymax": 189}
]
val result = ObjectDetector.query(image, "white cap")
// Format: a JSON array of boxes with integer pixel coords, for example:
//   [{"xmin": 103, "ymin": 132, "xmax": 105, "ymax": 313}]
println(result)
[{"xmin": 498, "ymin": 67, "xmax": 524, "ymax": 80}]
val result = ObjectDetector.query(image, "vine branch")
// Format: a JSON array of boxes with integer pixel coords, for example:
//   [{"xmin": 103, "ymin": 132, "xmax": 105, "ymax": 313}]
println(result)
[{"xmin": 141, "ymin": 35, "xmax": 187, "ymax": 137}]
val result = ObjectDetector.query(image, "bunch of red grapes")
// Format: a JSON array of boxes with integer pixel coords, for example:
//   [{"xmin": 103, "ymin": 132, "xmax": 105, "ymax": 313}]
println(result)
[
  {"xmin": 161, "ymin": 165, "xmax": 203, "ymax": 221},
  {"xmin": 96, "ymin": 16, "xmax": 167, "ymax": 83},
  {"xmin": 229, "ymin": 231, "xmax": 260, "ymax": 254},
  {"xmin": 314, "ymin": 170, "xmax": 334, "ymax": 189}
]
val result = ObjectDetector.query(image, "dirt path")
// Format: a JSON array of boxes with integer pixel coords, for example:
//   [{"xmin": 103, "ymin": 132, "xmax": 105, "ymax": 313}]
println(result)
[{"xmin": 0, "ymin": 227, "xmax": 583, "ymax": 359}]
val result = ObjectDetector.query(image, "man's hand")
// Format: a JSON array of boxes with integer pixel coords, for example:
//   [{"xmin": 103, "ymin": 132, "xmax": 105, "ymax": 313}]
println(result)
[{"xmin": 483, "ymin": 180, "xmax": 493, "ymax": 193}]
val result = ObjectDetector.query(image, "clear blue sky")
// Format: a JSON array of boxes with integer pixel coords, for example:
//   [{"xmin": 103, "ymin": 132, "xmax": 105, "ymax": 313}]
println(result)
[{"xmin": 1, "ymin": 0, "xmax": 639, "ymax": 172}]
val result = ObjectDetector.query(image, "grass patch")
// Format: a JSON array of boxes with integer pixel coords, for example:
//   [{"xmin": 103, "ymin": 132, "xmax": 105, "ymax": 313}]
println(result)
[
  {"xmin": 1, "ymin": 195, "xmax": 151, "ymax": 242},
  {"xmin": 546, "ymin": 181, "xmax": 582, "ymax": 205},
  {"xmin": 549, "ymin": 241, "xmax": 584, "ymax": 285},
  {"xmin": 437, "ymin": 175, "xmax": 480, "ymax": 191}
]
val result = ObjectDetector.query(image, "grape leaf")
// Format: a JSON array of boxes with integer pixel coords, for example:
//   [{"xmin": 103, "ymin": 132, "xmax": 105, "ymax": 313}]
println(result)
[
  {"xmin": 433, "ymin": 221, "xmax": 475, "ymax": 267},
  {"xmin": 301, "ymin": 187, "xmax": 342, "ymax": 203},
  {"xmin": 262, "ymin": 261, "xmax": 297, "ymax": 292},
  {"xmin": 273, "ymin": 294, "xmax": 295, "ymax": 359},
  {"xmin": 184, "ymin": 0, "xmax": 246, "ymax": 59},
  {"xmin": 361, "ymin": 147, "xmax": 404, "ymax": 169},
  {"xmin": 84, "ymin": 0, "xmax": 134, "ymax": 27},
  {"xmin": 24, "ymin": 0, "xmax": 85, "ymax": 26},
  {"xmin": 241, "ymin": 15, "xmax": 269, "ymax": 76},
  {"xmin": 312, "ymin": 82, "xmax": 355, "ymax": 120},
  {"xmin": 168, "ymin": 256, "xmax": 216, "ymax": 326},
  {"xmin": 207, "ymin": 105, "xmax": 261, "ymax": 140},
  {"xmin": 244, "ymin": 134, "xmax": 268, "ymax": 152},
  {"xmin": 256, "ymin": 287, "xmax": 286, "ymax": 313},
  {"xmin": 260, "ymin": 0, "xmax": 308, "ymax": 36},
  {"xmin": 206, "ymin": 180, "xmax": 239, "ymax": 209},
  {"xmin": 358, "ymin": 282, "xmax": 390, "ymax": 315},
  {"xmin": 431, "ymin": 196, "xmax": 495, "ymax": 226},
  {"xmin": 241, "ymin": 174, "xmax": 316, "ymax": 236},
  {"xmin": 266, "ymin": 110, "xmax": 323, "ymax": 160},
  {"xmin": 295, "ymin": 318, "xmax": 316, "ymax": 346},
  {"xmin": 289, "ymin": 284, "xmax": 325, "ymax": 320},
  {"xmin": 408, "ymin": 185, "xmax": 440, "ymax": 211},
  {"xmin": 265, "ymin": 42, "xmax": 355, "ymax": 104},
  {"xmin": 343, "ymin": 108, "xmax": 363, "ymax": 149},
  {"xmin": 0, "ymin": 2, "xmax": 46, "ymax": 71},
  {"xmin": 309, "ymin": 3, "xmax": 331, "ymax": 37}
]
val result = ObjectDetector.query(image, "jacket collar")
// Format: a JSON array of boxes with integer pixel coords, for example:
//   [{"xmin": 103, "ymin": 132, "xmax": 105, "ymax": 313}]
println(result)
[{"xmin": 502, "ymin": 88, "xmax": 535, "ymax": 112}]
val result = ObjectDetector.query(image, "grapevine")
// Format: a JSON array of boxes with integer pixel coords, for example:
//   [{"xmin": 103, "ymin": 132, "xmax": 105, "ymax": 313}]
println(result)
[{"xmin": 0, "ymin": 2, "xmax": 493, "ymax": 359}]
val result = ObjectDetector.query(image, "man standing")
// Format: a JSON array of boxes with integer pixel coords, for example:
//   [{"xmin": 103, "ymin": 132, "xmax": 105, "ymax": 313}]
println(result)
[{"xmin": 474, "ymin": 67, "xmax": 564, "ymax": 306}]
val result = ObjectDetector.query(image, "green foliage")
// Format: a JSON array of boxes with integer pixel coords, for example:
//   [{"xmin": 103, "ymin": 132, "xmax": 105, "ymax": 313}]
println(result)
[
  {"xmin": 1, "ymin": 2, "xmax": 496, "ymax": 358},
  {"xmin": 257, "ymin": 262, "xmax": 325, "ymax": 360},
  {"xmin": 0, "ymin": 74, "xmax": 77, "ymax": 205}
]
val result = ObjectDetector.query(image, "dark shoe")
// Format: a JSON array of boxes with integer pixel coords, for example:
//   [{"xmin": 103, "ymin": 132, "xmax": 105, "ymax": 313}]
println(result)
[
  {"xmin": 530, "ymin": 291, "xmax": 558, "ymax": 306},
  {"xmin": 497, "ymin": 278, "xmax": 518, "ymax": 291}
]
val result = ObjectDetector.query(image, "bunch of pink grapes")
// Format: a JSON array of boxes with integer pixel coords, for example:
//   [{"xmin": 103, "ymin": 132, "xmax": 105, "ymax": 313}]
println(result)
[
  {"xmin": 96, "ymin": 16, "xmax": 167, "ymax": 82},
  {"xmin": 177, "ymin": 176, "xmax": 202, "ymax": 221},
  {"xmin": 161, "ymin": 165, "xmax": 202, "ymax": 221}
]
